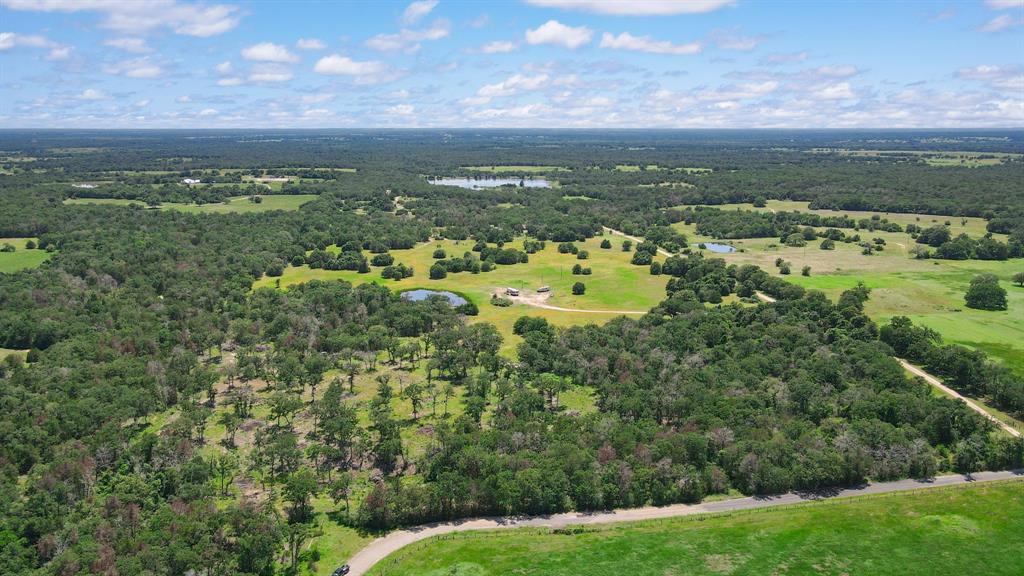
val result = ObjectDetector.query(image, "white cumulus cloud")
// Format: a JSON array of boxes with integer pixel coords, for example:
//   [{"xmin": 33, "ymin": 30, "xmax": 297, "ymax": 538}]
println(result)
[
  {"xmin": 388, "ymin": 104, "xmax": 415, "ymax": 115},
  {"xmin": 600, "ymin": 32, "xmax": 700, "ymax": 55},
  {"xmin": 78, "ymin": 88, "xmax": 105, "ymax": 100},
  {"xmin": 525, "ymin": 20, "xmax": 593, "ymax": 50},
  {"xmin": 242, "ymin": 42, "xmax": 299, "ymax": 63},
  {"xmin": 477, "ymin": 73, "xmax": 549, "ymax": 99}
]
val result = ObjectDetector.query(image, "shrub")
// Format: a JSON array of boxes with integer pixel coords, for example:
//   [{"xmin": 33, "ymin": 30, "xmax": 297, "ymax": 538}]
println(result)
[
  {"xmin": 801, "ymin": 265, "xmax": 811, "ymax": 276},
  {"xmin": 576, "ymin": 250, "xmax": 589, "ymax": 260},
  {"xmin": 600, "ymin": 238, "xmax": 612, "ymax": 249},
  {"xmin": 432, "ymin": 248, "xmax": 446, "ymax": 259},
  {"xmin": 371, "ymin": 253, "xmax": 394, "ymax": 267},
  {"xmin": 490, "ymin": 295, "xmax": 512, "ymax": 307},
  {"xmin": 429, "ymin": 263, "xmax": 447, "ymax": 279},
  {"xmin": 572, "ymin": 282, "xmax": 586, "ymax": 295},
  {"xmin": 631, "ymin": 251, "xmax": 653, "ymax": 266},
  {"xmin": 820, "ymin": 239, "xmax": 835, "ymax": 250}
]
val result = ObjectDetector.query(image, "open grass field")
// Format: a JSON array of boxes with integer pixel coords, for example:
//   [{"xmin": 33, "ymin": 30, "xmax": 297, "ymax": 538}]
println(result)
[
  {"xmin": 689, "ymin": 199, "xmax": 994, "ymax": 237},
  {"xmin": 616, "ymin": 165, "xmax": 711, "ymax": 173},
  {"xmin": 0, "ymin": 237, "xmax": 51, "ymax": 273},
  {"xmin": 367, "ymin": 480, "xmax": 1024, "ymax": 576},
  {"xmin": 809, "ymin": 149, "xmax": 1023, "ymax": 167},
  {"xmin": 253, "ymin": 235, "xmax": 670, "ymax": 354},
  {"xmin": 64, "ymin": 194, "xmax": 318, "ymax": 213},
  {"xmin": 672, "ymin": 208, "xmax": 1023, "ymax": 376},
  {"xmin": 0, "ymin": 348, "xmax": 28, "ymax": 360}
]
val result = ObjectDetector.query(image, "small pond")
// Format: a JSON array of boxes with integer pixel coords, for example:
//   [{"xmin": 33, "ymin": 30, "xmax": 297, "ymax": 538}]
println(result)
[
  {"xmin": 427, "ymin": 177, "xmax": 550, "ymax": 189},
  {"xmin": 701, "ymin": 242, "xmax": 736, "ymax": 253},
  {"xmin": 401, "ymin": 289, "xmax": 468, "ymax": 306}
]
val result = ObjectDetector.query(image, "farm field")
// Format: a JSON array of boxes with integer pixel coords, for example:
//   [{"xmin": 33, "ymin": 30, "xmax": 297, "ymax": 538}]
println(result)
[
  {"xmin": 64, "ymin": 194, "xmax": 318, "ymax": 213},
  {"xmin": 253, "ymin": 235, "xmax": 671, "ymax": 353},
  {"xmin": 672, "ymin": 208, "xmax": 1024, "ymax": 376},
  {"xmin": 366, "ymin": 480, "xmax": 1024, "ymax": 576},
  {"xmin": 0, "ymin": 237, "xmax": 50, "ymax": 273}
]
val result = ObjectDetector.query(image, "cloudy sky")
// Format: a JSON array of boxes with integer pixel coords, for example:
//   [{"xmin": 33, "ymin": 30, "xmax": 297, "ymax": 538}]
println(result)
[{"xmin": 1, "ymin": 0, "xmax": 1022, "ymax": 128}]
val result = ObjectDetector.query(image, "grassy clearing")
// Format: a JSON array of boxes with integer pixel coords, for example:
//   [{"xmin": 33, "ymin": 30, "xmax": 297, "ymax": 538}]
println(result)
[
  {"xmin": 367, "ymin": 480, "xmax": 1024, "ymax": 576},
  {"xmin": 462, "ymin": 166, "xmax": 569, "ymax": 173},
  {"xmin": 253, "ymin": 236, "xmax": 670, "ymax": 355},
  {"xmin": 0, "ymin": 237, "xmax": 51, "ymax": 273},
  {"xmin": 64, "ymin": 195, "xmax": 318, "ymax": 213},
  {"xmin": 809, "ymin": 149, "xmax": 1022, "ymax": 167},
  {"xmin": 687, "ymin": 199, "xmax": 994, "ymax": 237},
  {"xmin": 672, "ymin": 206, "xmax": 1023, "ymax": 375},
  {"xmin": 615, "ymin": 165, "xmax": 710, "ymax": 173}
]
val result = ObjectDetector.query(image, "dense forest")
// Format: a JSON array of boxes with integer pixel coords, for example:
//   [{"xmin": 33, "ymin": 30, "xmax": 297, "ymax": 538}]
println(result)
[{"xmin": 1, "ymin": 130, "xmax": 1022, "ymax": 575}]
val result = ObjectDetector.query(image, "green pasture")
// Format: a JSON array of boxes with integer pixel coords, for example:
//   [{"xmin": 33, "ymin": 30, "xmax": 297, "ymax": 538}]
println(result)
[
  {"xmin": 367, "ymin": 480, "xmax": 1024, "ymax": 576},
  {"xmin": 0, "ymin": 237, "xmax": 51, "ymax": 273},
  {"xmin": 682, "ymin": 200, "xmax": 994, "ymax": 237},
  {"xmin": 64, "ymin": 194, "xmax": 318, "ymax": 213},
  {"xmin": 253, "ymin": 235, "xmax": 670, "ymax": 353},
  {"xmin": 671, "ymin": 207, "xmax": 1023, "ymax": 375}
]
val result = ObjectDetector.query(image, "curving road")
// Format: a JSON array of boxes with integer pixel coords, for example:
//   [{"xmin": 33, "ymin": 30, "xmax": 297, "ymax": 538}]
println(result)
[
  {"xmin": 899, "ymin": 359, "xmax": 1021, "ymax": 437},
  {"xmin": 344, "ymin": 469, "xmax": 1022, "ymax": 575}
]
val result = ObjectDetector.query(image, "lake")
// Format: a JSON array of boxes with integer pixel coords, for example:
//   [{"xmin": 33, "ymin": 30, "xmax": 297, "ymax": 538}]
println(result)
[
  {"xmin": 400, "ymin": 289, "xmax": 468, "ymax": 306},
  {"xmin": 701, "ymin": 242, "xmax": 736, "ymax": 253},
  {"xmin": 427, "ymin": 177, "xmax": 550, "ymax": 189}
]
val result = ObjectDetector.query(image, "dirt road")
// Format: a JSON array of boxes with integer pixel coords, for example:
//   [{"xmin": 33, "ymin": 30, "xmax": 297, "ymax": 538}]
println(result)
[
  {"xmin": 755, "ymin": 291, "xmax": 777, "ymax": 303},
  {"xmin": 344, "ymin": 469, "xmax": 1022, "ymax": 575},
  {"xmin": 899, "ymin": 359, "xmax": 1021, "ymax": 437},
  {"xmin": 502, "ymin": 290, "xmax": 646, "ymax": 315}
]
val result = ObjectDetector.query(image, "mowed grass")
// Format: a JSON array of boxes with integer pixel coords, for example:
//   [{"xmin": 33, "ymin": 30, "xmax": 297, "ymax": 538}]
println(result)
[
  {"xmin": 64, "ymin": 194, "xmax": 318, "ymax": 213},
  {"xmin": 253, "ymin": 236, "xmax": 670, "ymax": 354},
  {"xmin": 672, "ymin": 209, "xmax": 1023, "ymax": 375},
  {"xmin": 0, "ymin": 237, "xmax": 51, "ymax": 273},
  {"xmin": 368, "ymin": 480, "xmax": 1024, "ymax": 576}
]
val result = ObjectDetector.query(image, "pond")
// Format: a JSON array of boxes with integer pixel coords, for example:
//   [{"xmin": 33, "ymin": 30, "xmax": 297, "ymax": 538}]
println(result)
[
  {"xmin": 427, "ymin": 177, "xmax": 550, "ymax": 189},
  {"xmin": 400, "ymin": 289, "xmax": 468, "ymax": 306},
  {"xmin": 700, "ymin": 242, "xmax": 736, "ymax": 253}
]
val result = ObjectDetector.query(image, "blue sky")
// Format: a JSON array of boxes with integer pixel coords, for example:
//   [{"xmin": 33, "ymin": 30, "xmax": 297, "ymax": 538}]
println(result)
[{"xmin": 1, "ymin": 0, "xmax": 1021, "ymax": 128}]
